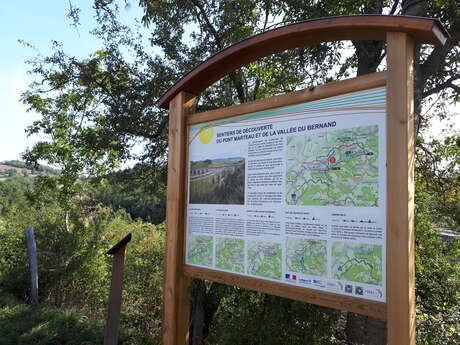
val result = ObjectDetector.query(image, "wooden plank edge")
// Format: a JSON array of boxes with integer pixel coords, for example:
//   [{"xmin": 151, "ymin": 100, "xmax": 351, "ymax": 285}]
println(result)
[
  {"xmin": 386, "ymin": 32, "xmax": 416, "ymax": 345},
  {"xmin": 183, "ymin": 265, "xmax": 387, "ymax": 320},
  {"xmin": 186, "ymin": 71, "xmax": 387, "ymax": 126},
  {"xmin": 157, "ymin": 16, "xmax": 447, "ymax": 109},
  {"xmin": 431, "ymin": 22, "xmax": 448, "ymax": 46},
  {"xmin": 163, "ymin": 92, "xmax": 196, "ymax": 345}
]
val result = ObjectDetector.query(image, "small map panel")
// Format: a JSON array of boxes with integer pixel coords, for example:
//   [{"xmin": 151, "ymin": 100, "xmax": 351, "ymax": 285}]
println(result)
[
  {"xmin": 187, "ymin": 234, "xmax": 213, "ymax": 267},
  {"xmin": 286, "ymin": 238, "xmax": 327, "ymax": 277},
  {"xmin": 332, "ymin": 242, "xmax": 382, "ymax": 285},
  {"xmin": 286, "ymin": 125, "xmax": 379, "ymax": 207},
  {"xmin": 215, "ymin": 237, "xmax": 245, "ymax": 273},
  {"xmin": 247, "ymin": 241, "xmax": 282, "ymax": 280}
]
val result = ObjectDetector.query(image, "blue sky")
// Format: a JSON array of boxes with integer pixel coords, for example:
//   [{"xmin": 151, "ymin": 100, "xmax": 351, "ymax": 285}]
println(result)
[{"xmin": 0, "ymin": 1, "xmax": 144, "ymax": 162}]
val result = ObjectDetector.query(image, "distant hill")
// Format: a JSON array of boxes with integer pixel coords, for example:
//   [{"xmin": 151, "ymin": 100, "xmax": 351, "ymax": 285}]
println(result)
[{"xmin": 0, "ymin": 160, "xmax": 60, "ymax": 179}]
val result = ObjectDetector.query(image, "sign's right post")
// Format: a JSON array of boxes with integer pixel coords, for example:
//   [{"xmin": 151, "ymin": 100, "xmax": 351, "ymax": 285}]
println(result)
[{"xmin": 386, "ymin": 32, "xmax": 416, "ymax": 345}]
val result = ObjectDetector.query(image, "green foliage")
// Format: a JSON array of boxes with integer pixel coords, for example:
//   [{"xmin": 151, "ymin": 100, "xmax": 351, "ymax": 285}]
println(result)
[
  {"xmin": 120, "ymin": 223, "xmax": 165, "ymax": 343},
  {"xmin": 0, "ymin": 176, "xmax": 33, "ymax": 217},
  {"xmin": 0, "ymin": 224, "xmax": 28, "ymax": 300},
  {"xmin": 0, "ymin": 174, "xmax": 166, "ymax": 343},
  {"xmin": 206, "ymin": 287, "xmax": 344, "ymax": 345},
  {"xmin": 13, "ymin": 1, "xmax": 460, "ymax": 344},
  {"xmin": 0, "ymin": 297, "xmax": 105, "ymax": 345},
  {"xmin": 416, "ymin": 135, "xmax": 460, "ymax": 228},
  {"xmin": 415, "ymin": 230, "xmax": 460, "ymax": 344},
  {"xmin": 0, "ymin": 177, "xmax": 35, "ymax": 298},
  {"xmin": 417, "ymin": 307, "xmax": 460, "ymax": 345},
  {"xmin": 139, "ymin": 0, "xmax": 343, "ymax": 108},
  {"xmin": 0, "ymin": 197, "xmax": 107, "ymax": 305},
  {"xmin": 0, "ymin": 160, "xmax": 60, "ymax": 176},
  {"xmin": 90, "ymin": 168, "xmax": 166, "ymax": 224},
  {"xmin": 414, "ymin": 175, "xmax": 460, "ymax": 344},
  {"xmin": 22, "ymin": 15, "xmax": 172, "ymax": 201},
  {"xmin": 413, "ymin": 134, "xmax": 460, "ymax": 343}
]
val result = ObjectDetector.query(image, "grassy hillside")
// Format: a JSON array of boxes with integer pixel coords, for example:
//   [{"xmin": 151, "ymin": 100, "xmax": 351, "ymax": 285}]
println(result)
[
  {"xmin": 0, "ymin": 160, "xmax": 59, "ymax": 180},
  {"xmin": 0, "ymin": 294, "xmax": 104, "ymax": 345}
]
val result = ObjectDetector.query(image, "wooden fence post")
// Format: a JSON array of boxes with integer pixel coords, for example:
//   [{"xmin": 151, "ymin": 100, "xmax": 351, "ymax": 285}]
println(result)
[
  {"xmin": 24, "ymin": 227, "xmax": 38, "ymax": 308},
  {"xmin": 104, "ymin": 233, "xmax": 132, "ymax": 345}
]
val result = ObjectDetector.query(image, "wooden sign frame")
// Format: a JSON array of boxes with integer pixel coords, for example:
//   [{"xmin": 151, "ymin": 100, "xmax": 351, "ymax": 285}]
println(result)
[{"xmin": 158, "ymin": 15, "xmax": 448, "ymax": 345}]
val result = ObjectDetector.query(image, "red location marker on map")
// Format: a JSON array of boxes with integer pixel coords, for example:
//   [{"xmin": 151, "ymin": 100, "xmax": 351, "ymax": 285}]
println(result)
[{"xmin": 329, "ymin": 157, "xmax": 336, "ymax": 164}]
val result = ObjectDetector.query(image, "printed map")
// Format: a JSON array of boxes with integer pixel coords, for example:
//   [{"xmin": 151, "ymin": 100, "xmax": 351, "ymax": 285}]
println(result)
[
  {"xmin": 215, "ymin": 237, "xmax": 245, "ymax": 273},
  {"xmin": 286, "ymin": 238, "xmax": 327, "ymax": 277},
  {"xmin": 247, "ymin": 241, "xmax": 282, "ymax": 280},
  {"xmin": 331, "ymin": 242, "xmax": 382, "ymax": 285},
  {"xmin": 286, "ymin": 125, "xmax": 379, "ymax": 206},
  {"xmin": 187, "ymin": 234, "xmax": 213, "ymax": 267}
]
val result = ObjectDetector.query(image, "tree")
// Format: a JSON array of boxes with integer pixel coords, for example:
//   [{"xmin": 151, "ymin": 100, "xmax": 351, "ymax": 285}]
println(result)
[
  {"xmin": 90, "ymin": 168, "xmax": 166, "ymax": 224},
  {"xmin": 136, "ymin": 1, "xmax": 460, "ymax": 343},
  {"xmin": 24, "ymin": 0, "xmax": 459, "ymax": 191},
  {"xmin": 0, "ymin": 175, "xmax": 168, "ymax": 344},
  {"xmin": 21, "ymin": 1, "xmax": 459, "ymax": 344},
  {"xmin": 22, "ymin": 6, "xmax": 172, "ymax": 207}
]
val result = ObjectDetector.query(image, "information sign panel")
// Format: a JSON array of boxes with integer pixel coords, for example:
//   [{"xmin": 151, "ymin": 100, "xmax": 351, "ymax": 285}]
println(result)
[{"xmin": 185, "ymin": 87, "xmax": 387, "ymax": 302}]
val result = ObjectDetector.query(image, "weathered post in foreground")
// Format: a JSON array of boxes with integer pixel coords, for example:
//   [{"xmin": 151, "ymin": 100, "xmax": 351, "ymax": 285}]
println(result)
[
  {"xmin": 24, "ymin": 227, "xmax": 39, "ymax": 308},
  {"xmin": 104, "ymin": 233, "xmax": 132, "ymax": 345}
]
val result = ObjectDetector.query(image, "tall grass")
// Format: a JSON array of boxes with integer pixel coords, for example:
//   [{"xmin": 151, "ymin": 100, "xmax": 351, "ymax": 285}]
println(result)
[{"xmin": 0, "ymin": 293, "xmax": 104, "ymax": 345}]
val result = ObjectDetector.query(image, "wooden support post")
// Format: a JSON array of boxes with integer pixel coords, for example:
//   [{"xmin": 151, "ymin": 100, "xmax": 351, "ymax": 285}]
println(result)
[
  {"xmin": 104, "ymin": 233, "xmax": 132, "ymax": 345},
  {"xmin": 164, "ymin": 92, "xmax": 197, "ymax": 345},
  {"xmin": 24, "ymin": 227, "xmax": 38, "ymax": 308},
  {"xmin": 386, "ymin": 32, "xmax": 416, "ymax": 345}
]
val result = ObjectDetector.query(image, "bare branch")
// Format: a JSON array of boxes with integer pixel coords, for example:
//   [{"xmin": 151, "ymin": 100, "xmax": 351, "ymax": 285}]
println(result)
[
  {"xmin": 389, "ymin": 0, "xmax": 400, "ymax": 15},
  {"xmin": 422, "ymin": 76, "xmax": 460, "ymax": 98},
  {"xmin": 189, "ymin": 0, "xmax": 223, "ymax": 49}
]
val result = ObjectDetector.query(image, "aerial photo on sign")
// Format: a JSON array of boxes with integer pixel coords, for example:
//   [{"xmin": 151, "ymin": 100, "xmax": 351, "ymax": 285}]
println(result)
[
  {"xmin": 189, "ymin": 157, "xmax": 245, "ymax": 204},
  {"xmin": 185, "ymin": 87, "xmax": 387, "ymax": 302}
]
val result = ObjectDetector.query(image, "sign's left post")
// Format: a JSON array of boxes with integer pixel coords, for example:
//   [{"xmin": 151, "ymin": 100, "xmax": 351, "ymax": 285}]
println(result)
[{"xmin": 164, "ymin": 92, "xmax": 197, "ymax": 345}]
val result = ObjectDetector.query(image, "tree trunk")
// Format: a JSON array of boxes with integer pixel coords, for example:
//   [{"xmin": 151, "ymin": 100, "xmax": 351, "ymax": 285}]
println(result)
[
  {"xmin": 352, "ymin": 40, "xmax": 385, "ymax": 76},
  {"xmin": 190, "ymin": 279, "xmax": 206, "ymax": 345},
  {"xmin": 402, "ymin": 0, "xmax": 428, "ymax": 137},
  {"xmin": 346, "ymin": 312, "xmax": 387, "ymax": 345},
  {"xmin": 189, "ymin": 280, "xmax": 225, "ymax": 345}
]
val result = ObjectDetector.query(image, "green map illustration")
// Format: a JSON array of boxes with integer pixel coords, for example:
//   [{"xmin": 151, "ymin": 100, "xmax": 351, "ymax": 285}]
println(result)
[
  {"xmin": 187, "ymin": 234, "xmax": 213, "ymax": 267},
  {"xmin": 286, "ymin": 238, "xmax": 327, "ymax": 277},
  {"xmin": 286, "ymin": 125, "xmax": 379, "ymax": 206},
  {"xmin": 215, "ymin": 237, "xmax": 245, "ymax": 273},
  {"xmin": 332, "ymin": 242, "xmax": 382, "ymax": 285},
  {"xmin": 247, "ymin": 241, "xmax": 282, "ymax": 280}
]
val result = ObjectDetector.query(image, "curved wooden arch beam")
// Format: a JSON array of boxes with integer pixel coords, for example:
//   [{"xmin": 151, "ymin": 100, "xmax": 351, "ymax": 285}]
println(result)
[{"xmin": 157, "ymin": 15, "xmax": 447, "ymax": 109}]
